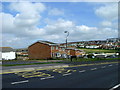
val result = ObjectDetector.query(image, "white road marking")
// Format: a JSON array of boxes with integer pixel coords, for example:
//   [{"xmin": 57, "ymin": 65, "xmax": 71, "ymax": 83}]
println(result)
[
  {"xmin": 40, "ymin": 76, "xmax": 54, "ymax": 80},
  {"xmin": 109, "ymin": 65, "xmax": 112, "ymax": 66},
  {"xmin": 101, "ymin": 66, "xmax": 106, "ymax": 68},
  {"xmin": 91, "ymin": 68, "xmax": 97, "ymax": 70},
  {"xmin": 79, "ymin": 70, "xmax": 86, "ymax": 73},
  {"xmin": 63, "ymin": 73, "xmax": 71, "ymax": 76},
  {"xmin": 11, "ymin": 80, "xmax": 29, "ymax": 85},
  {"xmin": 109, "ymin": 84, "xmax": 120, "ymax": 90}
]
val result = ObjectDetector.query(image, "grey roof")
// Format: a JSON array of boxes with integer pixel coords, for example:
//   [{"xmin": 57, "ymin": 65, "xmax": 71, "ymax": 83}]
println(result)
[
  {"xmin": 15, "ymin": 48, "xmax": 28, "ymax": 52},
  {"xmin": 37, "ymin": 40, "xmax": 58, "ymax": 46},
  {"xmin": 0, "ymin": 47, "xmax": 15, "ymax": 52},
  {"xmin": 38, "ymin": 40, "xmax": 56, "ymax": 44},
  {"xmin": 66, "ymin": 48, "xmax": 75, "ymax": 50}
]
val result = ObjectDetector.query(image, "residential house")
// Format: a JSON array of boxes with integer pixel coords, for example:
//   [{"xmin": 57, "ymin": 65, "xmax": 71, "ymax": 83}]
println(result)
[
  {"xmin": 15, "ymin": 48, "xmax": 28, "ymax": 56},
  {"xmin": 1, "ymin": 47, "xmax": 16, "ymax": 60},
  {"xmin": 28, "ymin": 40, "xmax": 85, "ymax": 59},
  {"xmin": 28, "ymin": 41, "xmax": 56, "ymax": 59},
  {"xmin": 85, "ymin": 44, "xmax": 100, "ymax": 49}
]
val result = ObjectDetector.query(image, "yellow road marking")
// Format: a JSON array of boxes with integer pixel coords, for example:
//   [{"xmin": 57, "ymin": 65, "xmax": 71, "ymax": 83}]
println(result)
[
  {"xmin": 1, "ymin": 61, "xmax": 119, "ymax": 74},
  {"xmin": 16, "ymin": 71, "xmax": 51, "ymax": 78},
  {"xmin": 48, "ymin": 68, "xmax": 76, "ymax": 74},
  {"xmin": 68, "ymin": 61, "xmax": 119, "ymax": 68}
]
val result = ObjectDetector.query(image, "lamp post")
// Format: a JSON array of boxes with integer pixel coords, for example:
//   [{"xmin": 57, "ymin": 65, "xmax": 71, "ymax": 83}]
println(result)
[{"xmin": 64, "ymin": 31, "xmax": 69, "ymax": 49}]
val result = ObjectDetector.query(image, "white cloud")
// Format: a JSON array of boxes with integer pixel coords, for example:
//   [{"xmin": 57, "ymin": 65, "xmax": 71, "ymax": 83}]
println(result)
[
  {"xmin": 95, "ymin": 3, "xmax": 118, "ymax": 37},
  {"xmin": 48, "ymin": 8, "xmax": 64, "ymax": 16},
  {"xmin": 2, "ymin": 35, "xmax": 30, "ymax": 48},
  {"xmin": 100, "ymin": 21, "xmax": 112, "ymax": 27},
  {"xmin": 42, "ymin": 19, "xmax": 117, "ymax": 42},
  {"xmin": 1, "ymin": 2, "xmax": 118, "ymax": 48},
  {"xmin": 2, "ymin": 2, "xmax": 46, "ymax": 36},
  {"xmin": 95, "ymin": 3, "xmax": 118, "ymax": 21},
  {"xmin": 76, "ymin": 25, "xmax": 97, "ymax": 32},
  {"xmin": 2, "ymin": 13, "xmax": 15, "ymax": 34},
  {"xmin": 9, "ymin": 2, "xmax": 46, "ymax": 27},
  {"xmin": 9, "ymin": 2, "xmax": 46, "ymax": 14},
  {"xmin": 2, "ymin": 2, "xmax": 47, "ymax": 48},
  {"xmin": 0, "ymin": 3, "xmax": 2, "ymax": 12},
  {"xmin": 44, "ymin": 18, "xmax": 75, "ymax": 35}
]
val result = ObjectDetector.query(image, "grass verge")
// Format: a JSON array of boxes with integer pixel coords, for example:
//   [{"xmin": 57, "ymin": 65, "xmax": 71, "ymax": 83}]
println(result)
[
  {"xmin": 77, "ymin": 48, "xmax": 118, "ymax": 53},
  {"xmin": 1, "ymin": 62, "xmax": 64, "ymax": 67},
  {"xmin": 67, "ymin": 57, "xmax": 120, "ymax": 62},
  {"xmin": 1, "ymin": 58, "xmax": 119, "ymax": 67}
]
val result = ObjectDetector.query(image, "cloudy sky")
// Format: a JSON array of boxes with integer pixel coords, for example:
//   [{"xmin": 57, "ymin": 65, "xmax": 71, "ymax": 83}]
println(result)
[{"xmin": 1, "ymin": 1, "xmax": 118, "ymax": 48}]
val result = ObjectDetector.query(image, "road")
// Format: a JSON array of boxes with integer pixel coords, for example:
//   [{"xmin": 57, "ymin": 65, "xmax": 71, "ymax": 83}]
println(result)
[{"xmin": 1, "ymin": 62, "xmax": 120, "ymax": 89}]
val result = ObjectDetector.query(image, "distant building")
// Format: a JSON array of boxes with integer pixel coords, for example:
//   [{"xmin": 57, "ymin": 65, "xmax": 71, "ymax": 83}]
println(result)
[
  {"xmin": 15, "ymin": 48, "xmax": 28, "ymax": 56},
  {"xmin": 107, "ymin": 38, "xmax": 120, "ymax": 43},
  {"xmin": 1, "ymin": 47, "xmax": 16, "ymax": 60}
]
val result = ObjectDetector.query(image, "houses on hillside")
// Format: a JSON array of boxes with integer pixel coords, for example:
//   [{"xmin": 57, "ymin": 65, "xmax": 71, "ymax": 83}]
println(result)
[
  {"xmin": 59, "ymin": 38, "xmax": 120, "ymax": 49},
  {"xmin": 1, "ymin": 38, "xmax": 119, "ymax": 60}
]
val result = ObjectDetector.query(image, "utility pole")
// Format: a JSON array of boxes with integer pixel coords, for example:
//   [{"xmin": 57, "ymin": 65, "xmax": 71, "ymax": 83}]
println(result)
[
  {"xmin": 64, "ymin": 31, "xmax": 69, "ymax": 49},
  {"xmin": 64, "ymin": 31, "xmax": 69, "ymax": 60}
]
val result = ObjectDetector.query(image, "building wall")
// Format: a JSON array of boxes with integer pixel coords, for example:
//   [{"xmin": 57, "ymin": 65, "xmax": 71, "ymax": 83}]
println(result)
[
  {"xmin": 51, "ymin": 46, "xmax": 66, "ymax": 57},
  {"xmin": 70, "ymin": 49, "xmax": 75, "ymax": 56},
  {"xmin": 75, "ymin": 50, "xmax": 85, "ymax": 56},
  {"xmin": 2, "ymin": 52, "xmax": 16, "ymax": 60},
  {"xmin": 28, "ymin": 42, "xmax": 51, "ymax": 59}
]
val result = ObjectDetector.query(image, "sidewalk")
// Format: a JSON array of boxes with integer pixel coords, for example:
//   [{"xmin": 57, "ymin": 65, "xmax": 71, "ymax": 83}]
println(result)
[
  {"xmin": 1, "ymin": 63, "xmax": 69, "ymax": 74},
  {"xmin": 1, "ymin": 59, "xmax": 119, "ymax": 74}
]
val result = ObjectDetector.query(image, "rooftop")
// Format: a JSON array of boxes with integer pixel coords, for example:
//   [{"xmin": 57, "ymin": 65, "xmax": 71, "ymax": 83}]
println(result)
[{"xmin": 0, "ymin": 47, "xmax": 15, "ymax": 52}]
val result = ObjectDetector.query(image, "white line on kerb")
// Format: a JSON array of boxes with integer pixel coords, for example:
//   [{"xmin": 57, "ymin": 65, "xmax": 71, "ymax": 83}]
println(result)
[
  {"xmin": 40, "ymin": 76, "xmax": 54, "ymax": 80},
  {"xmin": 11, "ymin": 80, "xmax": 29, "ymax": 85},
  {"xmin": 109, "ymin": 84, "xmax": 120, "ymax": 90},
  {"xmin": 91, "ymin": 68, "xmax": 97, "ymax": 70},
  {"xmin": 63, "ymin": 73, "xmax": 71, "ymax": 76},
  {"xmin": 79, "ymin": 70, "xmax": 86, "ymax": 73},
  {"xmin": 101, "ymin": 66, "xmax": 106, "ymax": 68}
]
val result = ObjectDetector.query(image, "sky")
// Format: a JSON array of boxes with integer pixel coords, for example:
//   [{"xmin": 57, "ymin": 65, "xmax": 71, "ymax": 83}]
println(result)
[{"xmin": 1, "ymin": 1, "xmax": 118, "ymax": 48}]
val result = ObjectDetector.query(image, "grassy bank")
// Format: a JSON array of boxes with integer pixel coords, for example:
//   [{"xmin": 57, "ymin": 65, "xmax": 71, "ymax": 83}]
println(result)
[
  {"xmin": 77, "ymin": 48, "xmax": 118, "ymax": 53},
  {"xmin": 68, "ymin": 57, "xmax": 120, "ymax": 62},
  {"xmin": 1, "ymin": 62, "xmax": 64, "ymax": 67},
  {"xmin": 1, "ymin": 57, "xmax": 119, "ymax": 67}
]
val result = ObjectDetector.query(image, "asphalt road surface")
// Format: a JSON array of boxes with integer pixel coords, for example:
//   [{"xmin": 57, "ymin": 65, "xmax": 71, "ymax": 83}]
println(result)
[{"xmin": 2, "ymin": 62, "xmax": 120, "ymax": 89}]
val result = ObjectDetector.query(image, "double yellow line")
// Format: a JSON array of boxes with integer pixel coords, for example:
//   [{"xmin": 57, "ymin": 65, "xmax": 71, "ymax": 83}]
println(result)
[
  {"xmin": 16, "ymin": 71, "xmax": 51, "ymax": 78},
  {"xmin": 0, "ymin": 61, "xmax": 119, "ymax": 75}
]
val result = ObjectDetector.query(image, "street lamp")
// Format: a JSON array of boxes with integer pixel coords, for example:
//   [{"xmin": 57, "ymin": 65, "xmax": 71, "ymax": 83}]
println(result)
[{"xmin": 64, "ymin": 31, "xmax": 69, "ymax": 49}]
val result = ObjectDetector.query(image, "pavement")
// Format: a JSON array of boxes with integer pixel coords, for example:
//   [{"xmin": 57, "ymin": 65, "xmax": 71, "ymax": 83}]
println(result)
[
  {"xmin": 2, "ymin": 60, "xmax": 64, "ymax": 65},
  {"xmin": 1, "ymin": 63, "xmax": 69, "ymax": 74},
  {"xmin": 1, "ymin": 61, "xmax": 120, "ymax": 88},
  {"xmin": 1, "ymin": 59, "xmax": 119, "ymax": 74}
]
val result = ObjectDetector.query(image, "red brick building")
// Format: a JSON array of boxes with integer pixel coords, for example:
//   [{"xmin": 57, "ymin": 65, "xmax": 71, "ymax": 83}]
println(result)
[
  {"xmin": 28, "ymin": 41, "xmax": 85, "ymax": 59},
  {"xmin": 28, "ymin": 41, "xmax": 52, "ymax": 59}
]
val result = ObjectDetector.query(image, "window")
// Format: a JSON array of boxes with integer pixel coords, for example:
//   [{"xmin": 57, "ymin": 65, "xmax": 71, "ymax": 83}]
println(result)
[
  {"xmin": 52, "ymin": 47, "xmax": 54, "ymax": 50},
  {"xmin": 68, "ymin": 50, "xmax": 70, "ymax": 53},
  {"xmin": 56, "ymin": 47, "xmax": 58, "ymax": 50},
  {"xmin": 62, "ymin": 48, "xmax": 65, "ymax": 51}
]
